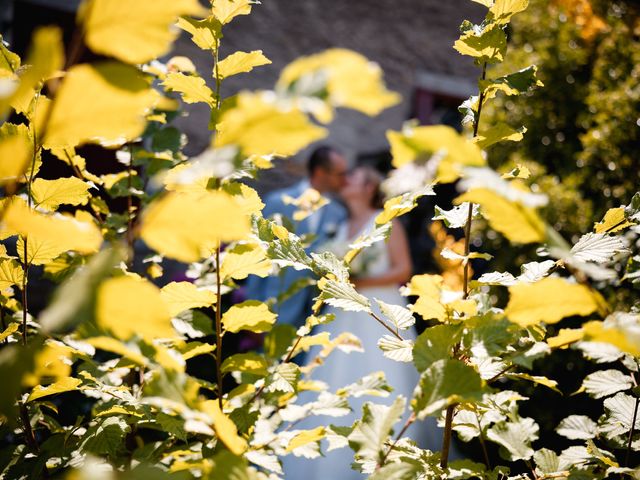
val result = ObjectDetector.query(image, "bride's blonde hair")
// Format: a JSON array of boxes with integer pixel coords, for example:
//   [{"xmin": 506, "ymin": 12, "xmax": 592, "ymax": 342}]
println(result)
[{"xmin": 356, "ymin": 165, "xmax": 385, "ymax": 209}]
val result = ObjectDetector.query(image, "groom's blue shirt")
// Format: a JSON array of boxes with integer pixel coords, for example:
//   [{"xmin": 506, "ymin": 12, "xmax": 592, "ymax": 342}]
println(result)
[{"xmin": 246, "ymin": 180, "xmax": 347, "ymax": 329}]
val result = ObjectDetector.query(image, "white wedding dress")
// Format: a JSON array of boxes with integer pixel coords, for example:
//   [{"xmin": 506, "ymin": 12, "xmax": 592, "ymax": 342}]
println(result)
[{"xmin": 282, "ymin": 213, "xmax": 445, "ymax": 479}]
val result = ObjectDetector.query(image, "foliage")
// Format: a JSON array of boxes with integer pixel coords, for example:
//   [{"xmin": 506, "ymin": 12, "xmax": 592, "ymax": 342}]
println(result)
[{"xmin": 0, "ymin": 0, "xmax": 639, "ymax": 479}]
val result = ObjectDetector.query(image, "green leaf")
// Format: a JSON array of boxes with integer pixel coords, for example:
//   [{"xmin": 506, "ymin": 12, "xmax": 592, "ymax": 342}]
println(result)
[
  {"xmin": 266, "ymin": 362, "xmax": 299, "ymax": 393},
  {"xmin": 375, "ymin": 299, "xmax": 415, "ymax": 331},
  {"xmin": 348, "ymin": 396, "xmax": 406, "ymax": 464},
  {"xmin": 412, "ymin": 359, "xmax": 486, "ymax": 417},
  {"xmin": 264, "ymin": 323, "xmax": 297, "ymax": 359},
  {"xmin": 377, "ymin": 336, "xmax": 413, "ymax": 363},
  {"xmin": 156, "ymin": 412, "xmax": 187, "ymax": 441},
  {"xmin": 481, "ymin": 66, "xmax": 543, "ymax": 101},
  {"xmin": 463, "ymin": 314, "xmax": 518, "ymax": 357},
  {"xmin": 413, "ymin": 324, "xmax": 461, "ymax": 372},
  {"xmin": 316, "ymin": 277, "xmax": 371, "ymax": 313},
  {"xmin": 534, "ymin": 448, "xmax": 561, "ymax": 475},
  {"xmin": 368, "ymin": 462, "xmax": 421, "ymax": 480},
  {"xmin": 221, "ymin": 352, "xmax": 268, "ymax": 376},
  {"xmin": 172, "ymin": 309, "xmax": 214, "ymax": 338},
  {"xmin": 81, "ymin": 416, "xmax": 130, "ymax": 457},
  {"xmin": 581, "ymin": 369, "xmax": 633, "ymax": 399},
  {"xmin": 600, "ymin": 393, "xmax": 640, "ymax": 439},
  {"xmin": 487, "ymin": 417, "xmax": 539, "ymax": 461},
  {"xmin": 222, "ymin": 300, "xmax": 276, "ymax": 334},
  {"xmin": 454, "ymin": 23, "xmax": 507, "ymax": 64},
  {"xmin": 556, "ymin": 415, "xmax": 597, "ymax": 440},
  {"xmin": 209, "ymin": 450, "xmax": 255, "ymax": 480}
]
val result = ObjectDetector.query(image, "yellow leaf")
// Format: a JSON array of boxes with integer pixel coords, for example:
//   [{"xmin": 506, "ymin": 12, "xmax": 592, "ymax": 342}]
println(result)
[
  {"xmin": 214, "ymin": 91, "xmax": 327, "ymax": 156},
  {"xmin": 28, "ymin": 377, "xmax": 82, "ymax": 402},
  {"xmin": 412, "ymin": 296, "xmax": 447, "ymax": 322},
  {"xmin": 0, "ymin": 126, "xmax": 31, "ymax": 184},
  {"xmin": 10, "ymin": 27, "xmax": 64, "ymax": 115},
  {"xmin": 79, "ymin": 0, "xmax": 205, "ymax": 64},
  {"xmin": 160, "ymin": 281, "xmax": 216, "ymax": 317},
  {"xmin": 176, "ymin": 16, "xmax": 221, "ymax": 51},
  {"xmin": 220, "ymin": 242, "xmax": 271, "ymax": 281},
  {"xmin": 293, "ymin": 332, "xmax": 331, "ymax": 356},
  {"xmin": 167, "ymin": 56, "xmax": 196, "ymax": 73},
  {"xmin": 223, "ymin": 183, "xmax": 265, "ymax": 217},
  {"xmin": 211, "ymin": 0, "xmax": 253, "ymax": 24},
  {"xmin": 505, "ymin": 277, "xmax": 600, "ymax": 327},
  {"xmin": 222, "ymin": 300, "xmax": 276, "ymax": 333},
  {"xmin": 277, "ymin": 49, "xmax": 400, "ymax": 116},
  {"xmin": 583, "ymin": 320, "xmax": 640, "ymax": 357},
  {"xmin": 17, "ymin": 235, "xmax": 66, "ymax": 266},
  {"xmin": 547, "ymin": 328, "xmax": 584, "ymax": 349},
  {"xmin": 31, "ymin": 177, "xmax": 91, "ymax": 211},
  {"xmin": 162, "ymin": 72, "xmax": 215, "ymax": 106},
  {"xmin": 0, "ymin": 322, "xmax": 19, "ymax": 342},
  {"xmin": 45, "ymin": 62, "xmax": 161, "ymax": 147},
  {"xmin": 404, "ymin": 274, "xmax": 444, "ymax": 298},
  {"xmin": 286, "ymin": 426, "xmax": 326, "ymax": 452},
  {"xmin": 475, "ymin": 123, "xmax": 526, "ymax": 150},
  {"xmin": 96, "ymin": 405, "xmax": 144, "ymax": 418},
  {"xmin": 489, "ymin": 0, "xmax": 529, "ymax": 24},
  {"xmin": 86, "ymin": 336, "xmax": 148, "ymax": 366},
  {"xmin": 201, "ymin": 400, "xmax": 247, "ymax": 455},
  {"xmin": 97, "ymin": 276, "xmax": 175, "ymax": 340},
  {"xmin": 23, "ymin": 342, "xmax": 72, "ymax": 387},
  {"xmin": 506, "ymin": 372, "xmax": 560, "ymax": 393},
  {"xmin": 180, "ymin": 342, "xmax": 216, "ymax": 361},
  {"xmin": 0, "ymin": 257, "xmax": 24, "ymax": 290},
  {"xmin": 387, "ymin": 125, "xmax": 485, "ymax": 182},
  {"xmin": 140, "ymin": 190, "xmax": 251, "ymax": 262},
  {"xmin": 101, "ymin": 170, "xmax": 135, "ymax": 190},
  {"xmin": 3, "ymin": 197, "xmax": 102, "ymax": 254},
  {"xmin": 594, "ymin": 207, "xmax": 634, "ymax": 234},
  {"xmin": 455, "ymin": 188, "xmax": 545, "ymax": 244},
  {"xmin": 216, "ymin": 50, "xmax": 271, "ymax": 79},
  {"xmin": 153, "ymin": 343, "xmax": 185, "ymax": 372}
]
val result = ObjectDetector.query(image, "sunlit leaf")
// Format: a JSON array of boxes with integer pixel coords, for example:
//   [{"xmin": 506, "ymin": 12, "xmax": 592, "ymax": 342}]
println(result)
[
  {"xmin": 222, "ymin": 300, "xmax": 276, "ymax": 333},
  {"xmin": 456, "ymin": 188, "xmax": 545, "ymax": 244},
  {"xmin": 18, "ymin": 235, "xmax": 66, "ymax": 266},
  {"xmin": 0, "ymin": 124, "xmax": 31, "ymax": 184},
  {"xmin": 375, "ymin": 185, "xmax": 435, "ymax": 225},
  {"xmin": 221, "ymin": 352, "xmax": 267, "ymax": 376},
  {"xmin": 211, "ymin": 0, "xmax": 253, "ymax": 24},
  {"xmin": 220, "ymin": 242, "xmax": 271, "ymax": 281},
  {"xmin": 377, "ymin": 336, "xmax": 413, "ymax": 363},
  {"xmin": 487, "ymin": 417, "xmax": 538, "ymax": 461},
  {"xmin": 217, "ymin": 50, "xmax": 271, "ymax": 79},
  {"xmin": 547, "ymin": 328, "xmax": 584, "ymax": 349},
  {"xmin": 475, "ymin": 123, "xmax": 526, "ymax": 149},
  {"xmin": 176, "ymin": 16, "xmax": 221, "ymax": 51},
  {"xmin": 488, "ymin": 0, "xmax": 529, "ymax": 24},
  {"xmin": 601, "ymin": 393, "xmax": 640, "ymax": 439},
  {"xmin": 568, "ymin": 233, "xmax": 628, "ymax": 264},
  {"xmin": 594, "ymin": 207, "xmax": 634, "ymax": 233},
  {"xmin": 179, "ymin": 342, "xmax": 215, "ymax": 361},
  {"xmin": 506, "ymin": 373, "xmax": 560, "ymax": 393},
  {"xmin": 413, "ymin": 359, "xmax": 486, "ymax": 417},
  {"xmin": 160, "ymin": 281, "xmax": 216, "ymax": 317},
  {"xmin": 266, "ymin": 362, "xmax": 299, "ymax": 393},
  {"xmin": 433, "ymin": 202, "xmax": 479, "ymax": 229},
  {"xmin": 348, "ymin": 396, "xmax": 405, "ymax": 463},
  {"xmin": 140, "ymin": 190, "xmax": 250, "ymax": 262},
  {"xmin": 481, "ymin": 66, "xmax": 543, "ymax": 102},
  {"xmin": 277, "ymin": 48, "xmax": 400, "ymax": 116},
  {"xmin": 86, "ymin": 336, "xmax": 148, "ymax": 366},
  {"xmin": 97, "ymin": 276, "xmax": 174, "ymax": 340},
  {"xmin": 162, "ymin": 72, "xmax": 215, "ymax": 106},
  {"xmin": 375, "ymin": 299, "xmax": 415, "ymax": 331},
  {"xmin": 505, "ymin": 277, "xmax": 601, "ymax": 327},
  {"xmin": 0, "ymin": 257, "xmax": 24, "ymax": 290},
  {"xmin": 582, "ymin": 318, "xmax": 640, "ymax": 357},
  {"xmin": 45, "ymin": 62, "xmax": 161, "ymax": 147},
  {"xmin": 286, "ymin": 426, "xmax": 325, "ymax": 452},
  {"xmin": 413, "ymin": 324, "xmax": 461, "ymax": 372},
  {"xmin": 214, "ymin": 91, "xmax": 327, "ymax": 156},
  {"xmin": 80, "ymin": 0, "xmax": 205, "ymax": 64},
  {"xmin": 27, "ymin": 376, "xmax": 82, "ymax": 402},
  {"xmin": 581, "ymin": 370, "xmax": 633, "ymax": 399},
  {"xmin": 3, "ymin": 197, "xmax": 102, "ymax": 254},
  {"xmin": 31, "ymin": 177, "xmax": 91, "ymax": 211},
  {"xmin": 316, "ymin": 277, "xmax": 371, "ymax": 313},
  {"xmin": 556, "ymin": 415, "xmax": 597, "ymax": 440},
  {"xmin": 454, "ymin": 23, "xmax": 507, "ymax": 64}
]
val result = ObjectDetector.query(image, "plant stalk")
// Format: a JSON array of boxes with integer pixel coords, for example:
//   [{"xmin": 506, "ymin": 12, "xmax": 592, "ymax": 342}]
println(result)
[
  {"xmin": 215, "ymin": 242, "xmax": 224, "ymax": 409},
  {"xmin": 625, "ymin": 395, "xmax": 639, "ymax": 466},
  {"xmin": 378, "ymin": 412, "xmax": 416, "ymax": 469}
]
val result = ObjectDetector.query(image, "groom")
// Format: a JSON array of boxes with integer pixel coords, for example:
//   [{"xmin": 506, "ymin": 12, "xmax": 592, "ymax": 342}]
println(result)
[{"xmin": 246, "ymin": 146, "xmax": 348, "ymax": 329}]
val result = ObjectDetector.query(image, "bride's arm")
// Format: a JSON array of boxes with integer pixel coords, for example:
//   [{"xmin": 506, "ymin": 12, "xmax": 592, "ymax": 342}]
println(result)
[{"xmin": 352, "ymin": 219, "xmax": 412, "ymax": 289}]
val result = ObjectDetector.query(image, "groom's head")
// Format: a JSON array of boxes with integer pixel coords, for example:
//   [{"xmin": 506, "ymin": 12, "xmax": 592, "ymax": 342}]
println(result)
[{"xmin": 307, "ymin": 146, "xmax": 348, "ymax": 194}]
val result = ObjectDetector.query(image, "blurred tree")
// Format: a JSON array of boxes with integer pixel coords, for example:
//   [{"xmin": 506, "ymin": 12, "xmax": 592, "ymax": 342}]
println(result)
[{"xmin": 485, "ymin": 0, "xmax": 640, "ymax": 240}]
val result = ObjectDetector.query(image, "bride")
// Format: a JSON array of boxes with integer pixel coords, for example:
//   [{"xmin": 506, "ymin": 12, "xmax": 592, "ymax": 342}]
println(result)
[{"xmin": 283, "ymin": 166, "xmax": 443, "ymax": 479}]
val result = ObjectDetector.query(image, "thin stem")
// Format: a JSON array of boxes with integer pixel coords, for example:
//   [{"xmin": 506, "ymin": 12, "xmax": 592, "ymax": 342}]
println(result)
[
  {"xmin": 21, "ymin": 238, "xmax": 28, "ymax": 346},
  {"xmin": 487, "ymin": 364, "xmax": 516, "ymax": 384},
  {"xmin": 440, "ymin": 403, "xmax": 457, "ymax": 469},
  {"xmin": 370, "ymin": 311, "xmax": 404, "ymax": 341},
  {"xmin": 19, "ymin": 401, "xmax": 38, "ymax": 454},
  {"xmin": 625, "ymin": 395, "xmax": 639, "ymax": 467},
  {"xmin": 377, "ymin": 412, "xmax": 416, "ymax": 469},
  {"xmin": 215, "ymin": 242, "xmax": 224, "ymax": 409},
  {"xmin": 126, "ymin": 147, "xmax": 135, "ymax": 268},
  {"xmin": 475, "ymin": 410, "xmax": 491, "ymax": 469}
]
